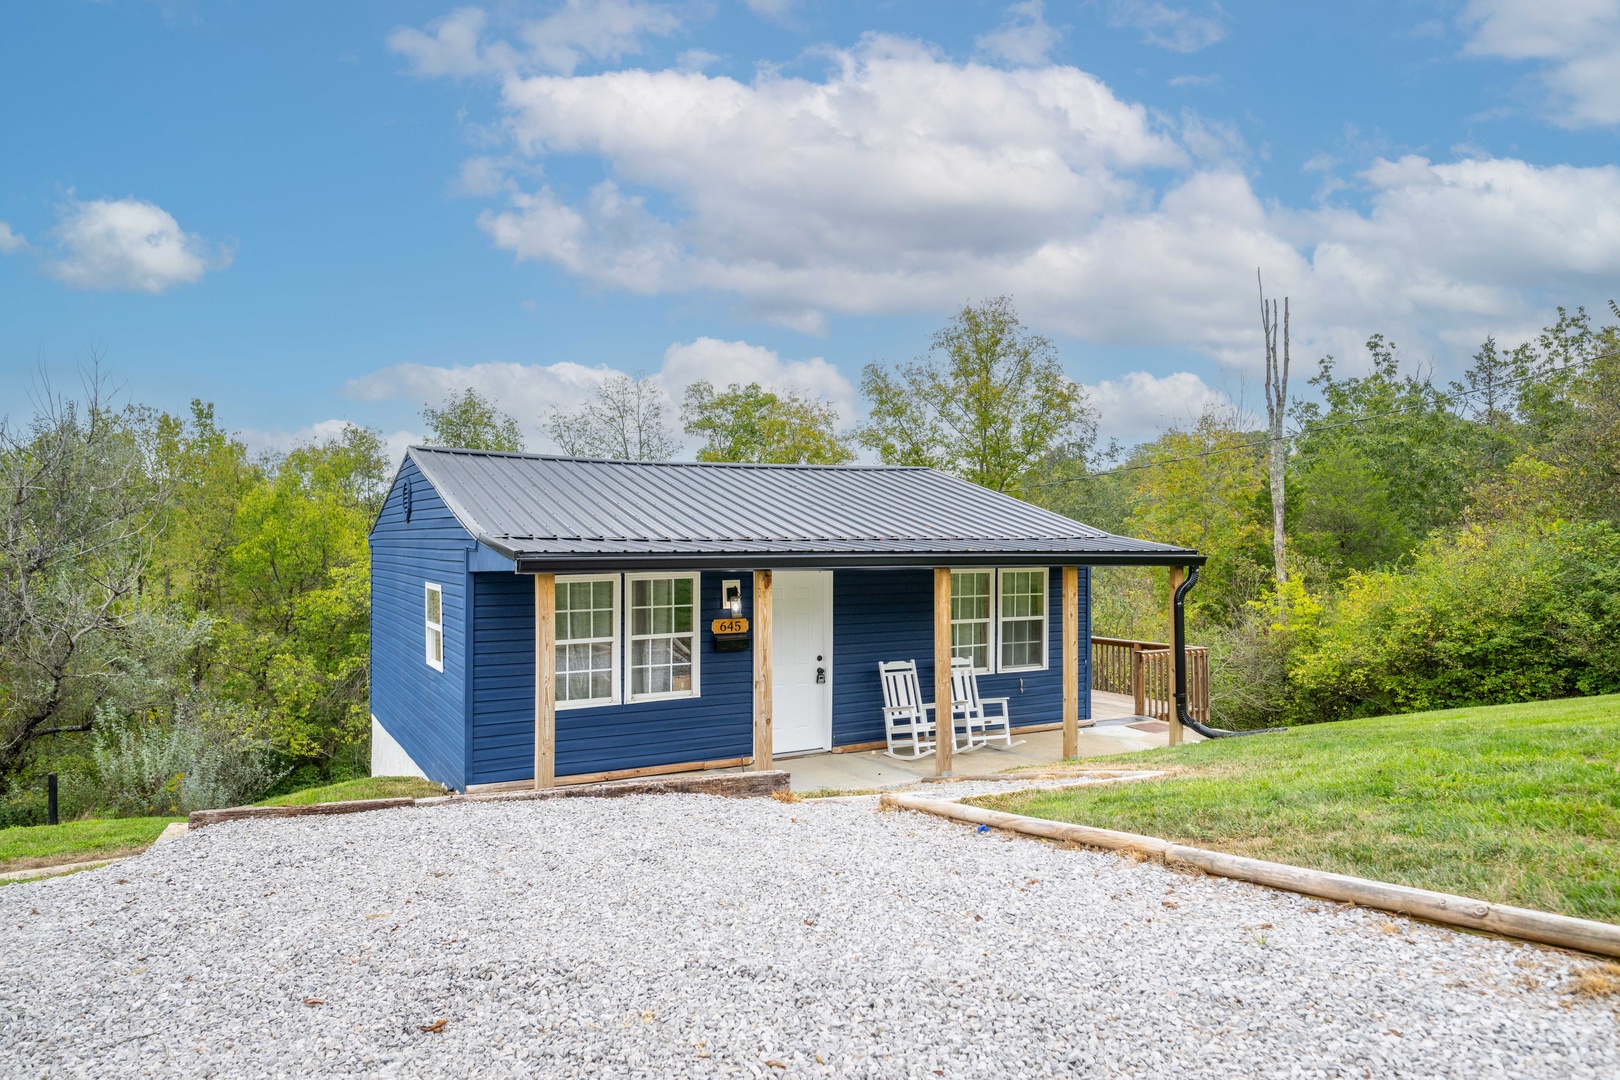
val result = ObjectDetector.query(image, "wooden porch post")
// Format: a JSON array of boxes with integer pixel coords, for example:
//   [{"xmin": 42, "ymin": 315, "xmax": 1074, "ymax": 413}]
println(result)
[
  {"xmin": 1167, "ymin": 565, "xmax": 1185, "ymax": 747},
  {"xmin": 1131, "ymin": 645, "xmax": 1146, "ymax": 716},
  {"xmin": 752, "ymin": 570, "xmax": 773, "ymax": 771},
  {"xmin": 1062, "ymin": 566, "xmax": 1079, "ymax": 760},
  {"xmin": 933, "ymin": 568, "xmax": 953, "ymax": 776},
  {"xmin": 534, "ymin": 572, "xmax": 556, "ymax": 789}
]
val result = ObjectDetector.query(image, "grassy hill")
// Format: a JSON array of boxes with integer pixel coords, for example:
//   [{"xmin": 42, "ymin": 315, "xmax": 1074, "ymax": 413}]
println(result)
[{"xmin": 977, "ymin": 695, "xmax": 1620, "ymax": 922}]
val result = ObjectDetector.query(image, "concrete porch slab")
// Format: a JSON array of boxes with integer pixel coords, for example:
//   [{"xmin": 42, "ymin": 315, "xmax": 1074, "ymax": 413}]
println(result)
[{"xmin": 780, "ymin": 691, "xmax": 1192, "ymax": 793}]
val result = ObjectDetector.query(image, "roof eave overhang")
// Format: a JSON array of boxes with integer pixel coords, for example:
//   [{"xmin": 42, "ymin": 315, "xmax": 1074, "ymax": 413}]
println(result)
[{"xmin": 509, "ymin": 549, "xmax": 1205, "ymax": 573}]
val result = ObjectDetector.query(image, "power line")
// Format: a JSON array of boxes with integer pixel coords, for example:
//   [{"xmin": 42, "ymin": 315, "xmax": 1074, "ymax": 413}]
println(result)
[{"xmin": 1016, "ymin": 344, "xmax": 1617, "ymax": 491}]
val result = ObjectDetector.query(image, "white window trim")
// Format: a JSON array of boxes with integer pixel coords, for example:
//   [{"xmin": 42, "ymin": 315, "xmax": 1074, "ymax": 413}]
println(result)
[
  {"xmin": 624, "ymin": 571, "xmax": 703, "ymax": 703},
  {"xmin": 949, "ymin": 568, "xmax": 997, "ymax": 675},
  {"xmin": 996, "ymin": 567, "xmax": 1050, "ymax": 674},
  {"xmin": 554, "ymin": 574, "xmax": 621, "ymax": 711},
  {"xmin": 424, "ymin": 582, "xmax": 444, "ymax": 672}
]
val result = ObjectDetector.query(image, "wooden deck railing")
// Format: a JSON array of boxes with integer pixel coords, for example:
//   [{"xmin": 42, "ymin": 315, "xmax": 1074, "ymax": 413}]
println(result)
[{"xmin": 1090, "ymin": 636, "xmax": 1210, "ymax": 724}]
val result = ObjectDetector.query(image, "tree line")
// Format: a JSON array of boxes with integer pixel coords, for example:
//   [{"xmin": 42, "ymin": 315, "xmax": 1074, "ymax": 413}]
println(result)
[
  {"xmin": 1037, "ymin": 303, "xmax": 1620, "ymax": 728},
  {"xmin": 0, "ymin": 382, "xmax": 387, "ymax": 823},
  {"xmin": 2, "ymin": 294, "xmax": 1614, "ymax": 822}
]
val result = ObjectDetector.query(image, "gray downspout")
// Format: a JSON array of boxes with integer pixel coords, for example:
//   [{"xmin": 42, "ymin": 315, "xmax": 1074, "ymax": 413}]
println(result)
[{"xmin": 1173, "ymin": 566, "xmax": 1285, "ymax": 739}]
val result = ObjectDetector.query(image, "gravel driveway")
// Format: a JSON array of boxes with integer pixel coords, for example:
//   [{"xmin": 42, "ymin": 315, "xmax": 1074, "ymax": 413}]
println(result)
[{"xmin": 2, "ymin": 793, "xmax": 1616, "ymax": 1077}]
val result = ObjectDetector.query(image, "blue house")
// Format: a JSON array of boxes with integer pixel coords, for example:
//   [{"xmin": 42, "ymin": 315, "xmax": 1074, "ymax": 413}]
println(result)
[{"xmin": 369, "ymin": 448, "xmax": 1199, "ymax": 792}]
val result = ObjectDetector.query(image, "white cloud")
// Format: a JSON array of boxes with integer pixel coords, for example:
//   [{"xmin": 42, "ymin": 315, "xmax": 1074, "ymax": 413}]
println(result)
[
  {"xmin": 345, "ymin": 338, "xmax": 858, "ymax": 453},
  {"xmin": 0, "ymin": 222, "xmax": 25, "ymax": 254},
  {"xmin": 1084, "ymin": 370, "xmax": 1229, "ymax": 443},
  {"xmin": 44, "ymin": 198, "xmax": 228, "ymax": 293},
  {"xmin": 346, "ymin": 357, "xmax": 607, "ymax": 413},
  {"xmin": 743, "ymin": 0, "xmax": 795, "ymax": 20},
  {"xmin": 389, "ymin": 6, "xmax": 492, "ymax": 77},
  {"xmin": 479, "ymin": 35, "xmax": 1183, "ymax": 326},
  {"xmin": 1462, "ymin": 0, "xmax": 1620, "ymax": 127},
  {"xmin": 976, "ymin": 1, "xmax": 1062, "ymax": 67},
  {"xmin": 677, "ymin": 48, "xmax": 721, "ymax": 71},
  {"xmin": 658, "ymin": 337, "xmax": 859, "ymax": 421},
  {"xmin": 1107, "ymin": 1, "xmax": 1229, "ymax": 54},
  {"xmin": 450, "ymin": 155, "xmax": 514, "ymax": 198},
  {"xmin": 407, "ymin": 20, "xmax": 1620, "ymax": 375},
  {"xmin": 389, "ymin": 1, "xmax": 681, "ymax": 78}
]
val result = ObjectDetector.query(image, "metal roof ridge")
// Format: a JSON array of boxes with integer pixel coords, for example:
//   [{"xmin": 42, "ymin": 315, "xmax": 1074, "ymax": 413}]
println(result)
[{"xmin": 405, "ymin": 445, "xmax": 927, "ymax": 471}]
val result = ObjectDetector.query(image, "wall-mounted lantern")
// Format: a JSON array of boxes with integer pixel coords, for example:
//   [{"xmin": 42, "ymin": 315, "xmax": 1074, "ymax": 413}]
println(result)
[{"xmin": 713, "ymin": 578, "xmax": 750, "ymax": 652}]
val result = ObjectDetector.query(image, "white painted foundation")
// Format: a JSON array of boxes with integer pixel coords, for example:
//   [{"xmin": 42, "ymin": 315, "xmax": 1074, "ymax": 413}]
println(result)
[{"xmin": 370, "ymin": 715, "xmax": 429, "ymax": 780}]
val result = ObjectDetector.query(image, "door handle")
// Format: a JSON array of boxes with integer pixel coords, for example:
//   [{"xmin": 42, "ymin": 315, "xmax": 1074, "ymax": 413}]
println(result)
[{"xmin": 816, "ymin": 667, "xmax": 826, "ymax": 683}]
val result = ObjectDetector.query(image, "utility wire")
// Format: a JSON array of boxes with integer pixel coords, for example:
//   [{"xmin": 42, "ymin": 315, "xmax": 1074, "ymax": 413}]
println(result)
[{"xmin": 1016, "ymin": 343, "xmax": 1618, "ymax": 491}]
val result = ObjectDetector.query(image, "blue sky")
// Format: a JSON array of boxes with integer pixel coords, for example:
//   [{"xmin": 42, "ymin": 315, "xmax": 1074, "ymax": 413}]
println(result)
[{"xmin": 2, "ymin": 0, "xmax": 1617, "ymax": 457}]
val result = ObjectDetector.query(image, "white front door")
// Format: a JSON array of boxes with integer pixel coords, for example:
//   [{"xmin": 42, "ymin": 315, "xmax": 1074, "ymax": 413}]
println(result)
[{"xmin": 771, "ymin": 570, "xmax": 832, "ymax": 756}]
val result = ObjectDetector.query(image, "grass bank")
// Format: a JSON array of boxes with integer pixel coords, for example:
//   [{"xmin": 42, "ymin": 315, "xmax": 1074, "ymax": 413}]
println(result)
[
  {"xmin": 255, "ymin": 776, "xmax": 445, "ymax": 806},
  {"xmin": 974, "ymin": 695, "xmax": 1620, "ymax": 922}
]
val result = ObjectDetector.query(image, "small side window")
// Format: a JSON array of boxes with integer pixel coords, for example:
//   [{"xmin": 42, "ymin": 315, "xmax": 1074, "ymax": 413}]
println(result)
[{"xmin": 425, "ymin": 583, "xmax": 444, "ymax": 671}]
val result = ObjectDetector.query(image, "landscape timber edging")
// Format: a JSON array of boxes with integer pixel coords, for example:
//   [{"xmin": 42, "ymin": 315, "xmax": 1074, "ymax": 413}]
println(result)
[
  {"xmin": 189, "ymin": 769, "xmax": 790, "ymax": 829},
  {"xmin": 881, "ymin": 792, "xmax": 1620, "ymax": 960}
]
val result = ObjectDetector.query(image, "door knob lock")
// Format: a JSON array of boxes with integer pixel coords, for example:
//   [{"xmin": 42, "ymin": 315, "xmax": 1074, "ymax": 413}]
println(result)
[{"xmin": 816, "ymin": 667, "xmax": 827, "ymax": 683}]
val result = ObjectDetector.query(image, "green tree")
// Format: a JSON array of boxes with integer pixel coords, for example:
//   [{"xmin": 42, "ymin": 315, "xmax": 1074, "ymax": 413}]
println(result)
[
  {"xmin": 857, "ymin": 296, "xmax": 1094, "ymax": 491},
  {"xmin": 681, "ymin": 381, "xmax": 854, "ymax": 464},
  {"xmin": 213, "ymin": 425, "xmax": 386, "ymax": 767},
  {"xmin": 149, "ymin": 400, "xmax": 264, "ymax": 616},
  {"xmin": 1125, "ymin": 407, "xmax": 1272, "ymax": 623},
  {"xmin": 422, "ymin": 387, "xmax": 525, "ymax": 452},
  {"xmin": 1504, "ymin": 305, "xmax": 1620, "ymax": 523},
  {"xmin": 1289, "ymin": 336, "xmax": 1475, "ymax": 576}
]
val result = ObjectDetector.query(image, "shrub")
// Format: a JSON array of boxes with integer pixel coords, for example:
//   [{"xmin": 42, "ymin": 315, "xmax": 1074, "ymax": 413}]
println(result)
[
  {"xmin": 93, "ymin": 696, "xmax": 288, "ymax": 816},
  {"xmin": 1291, "ymin": 518, "xmax": 1620, "ymax": 720}
]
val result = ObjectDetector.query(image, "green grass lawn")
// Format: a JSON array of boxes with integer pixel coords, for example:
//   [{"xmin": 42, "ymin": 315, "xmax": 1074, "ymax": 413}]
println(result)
[
  {"xmin": 975, "ymin": 695, "xmax": 1620, "ymax": 923},
  {"xmin": 0, "ymin": 816, "xmax": 181, "ymax": 874},
  {"xmin": 1, "ymin": 776, "xmax": 447, "ymax": 876}
]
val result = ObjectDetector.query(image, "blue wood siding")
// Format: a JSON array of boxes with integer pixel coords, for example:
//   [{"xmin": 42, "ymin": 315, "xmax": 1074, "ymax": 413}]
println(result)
[
  {"xmin": 369, "ymin": 459, "xmax": 474, "ymax": 790},
  {"xmin": 468, "ymin": 570, "xmax": 757, "ymax": 785},
  {"xmin": 831, "ymin": 567, "xmax": 1088, "ymax": 747}
]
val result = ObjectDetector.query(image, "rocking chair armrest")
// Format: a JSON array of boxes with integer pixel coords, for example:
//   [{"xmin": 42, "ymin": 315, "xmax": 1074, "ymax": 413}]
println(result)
[
  {"xmin": 980, "ymin": 697, "xmax": 1011, "ymax": 715},
  {"xmin": 882, "ymin": 702, "xmax": 936, "ymax": 719}
]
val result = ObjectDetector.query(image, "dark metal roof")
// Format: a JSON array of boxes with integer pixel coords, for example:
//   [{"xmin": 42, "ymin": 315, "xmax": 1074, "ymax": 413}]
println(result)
[{"xmin": 403, "ymin": 446, "xmax": 1202, "ymax": 571}]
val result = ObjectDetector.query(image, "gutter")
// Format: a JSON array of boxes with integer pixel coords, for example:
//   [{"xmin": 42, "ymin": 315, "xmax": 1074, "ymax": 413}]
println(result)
[
  {"xmin": 1173, "ymin": 566, "xmax": 1285, "ymax": 739},
  {"xmin": 511, "ymin": 550, "xmax": 1209, "ymax": 573}
]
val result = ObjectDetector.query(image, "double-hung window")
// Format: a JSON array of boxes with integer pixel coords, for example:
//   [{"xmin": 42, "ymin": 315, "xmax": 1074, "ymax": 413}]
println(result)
[
  {"xmin": 424, "ymin": 583, "xmax": 444, "ymax": 671},
  {"xmin": 948, "ymin": 568, "xmax": 1050, "ymax": 674},
  {"xmin": 555, "ymin": 576, "xmax": 619, "ymax": 707},
  {"xmin": 949, "ymin": 570, "xmax": 994, "ymax": 673},
  {"xmin": 998, "ymin": 568, "xmax": 1048, "ymax": 671},
  {"xmin": 627, "ymin": 573, "xmax": 699, "ymax": 700}
]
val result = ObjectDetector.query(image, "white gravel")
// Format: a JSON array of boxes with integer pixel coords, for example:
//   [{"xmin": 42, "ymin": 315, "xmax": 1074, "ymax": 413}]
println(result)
[{"xmin": 2, "ymin": 793, "xmax": 1616, "ymax": 1077}]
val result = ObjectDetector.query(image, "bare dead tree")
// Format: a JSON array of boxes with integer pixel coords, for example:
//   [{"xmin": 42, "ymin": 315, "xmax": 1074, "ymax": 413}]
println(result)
[
  {"xmin": 544, "ymin": 373, "xmax": 677, "ymax": 461},
  {"xmin": 1259, "ymin": 270, "xmax": 1290, "ymax": 594}
]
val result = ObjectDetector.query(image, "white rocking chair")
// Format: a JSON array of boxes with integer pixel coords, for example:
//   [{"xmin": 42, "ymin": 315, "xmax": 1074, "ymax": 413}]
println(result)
[
  {"xmin": 951, "ymin": 657, "xmax": 1025, "ymax": 751},
  {"xmin": 879, "ymin": 660, "xmax": 936, "ymax": 759}
]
